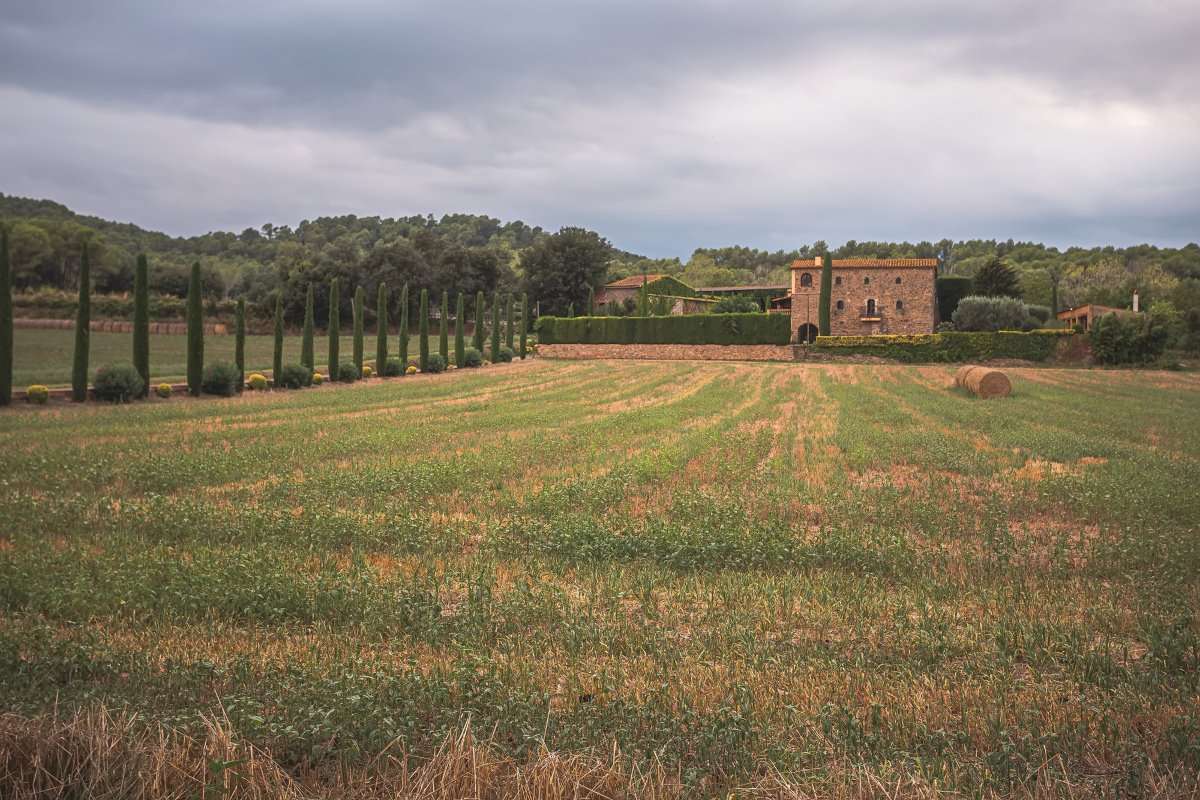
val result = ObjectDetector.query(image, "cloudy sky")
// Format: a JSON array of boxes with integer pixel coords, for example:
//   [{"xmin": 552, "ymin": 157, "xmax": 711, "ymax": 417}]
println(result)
[{"xmin": 2, "ymin": 1, "xmax": 1198, "ymax": 257}]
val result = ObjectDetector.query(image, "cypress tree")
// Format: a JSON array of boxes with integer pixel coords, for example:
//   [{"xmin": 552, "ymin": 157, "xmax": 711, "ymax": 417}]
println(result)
[
  {"xmin": 519, "ymin": 293, "xmax": 528, "ymax": 360},
  {"xmin": 439, "ymin": 290, "xmax": 449, "ymax": 362},
  {"xmin": 398, "ymin": 283, "xmax": 409, "ymax": 366},
  {"xmin": 272, "ymin": 293, "xmax": 284, "ymax": 386},
  {"xmin": 186, "ymin": 261, "xmax": 203, "ymax": 397},
  {"xmin": 235, "ymin": 298, "xmax": 246, "ymax": 389},
  {"xmin": 567, "ymin": 303, "xmax": 575, "ymax": 318},
  {"xmin": 327, "ymin": 278, "xmax": 340, "ymax": 381},
  {"xmin": 376, "ymin": 282, "xmax": 388, "ymax": 370},
  {"xmin": 418, "ymin": 289, "xmax": 430, "ymax": 371},
  {"xmin": 818, "ymin": 253, "xmax": 833, "ymax": 336},
  {"xmin": 490, "ymin": 290, "xmax": 501, "ymax": 361},
  {"xmin": 0, "ymin": 227, "xmax": 11, "ymax": 406},
  {"xmin": 352, "ymin": 285, "xmax": 365, "ymax": 374},
  {"xmin": 133, "ymin": 253, "xmax": 150, "ymax": 397},
  {"xmin": 71, "ymin": 244, "xmax": 92, "ymax": 401},
  {"xmin": 637, "ymin": 282, "xmax": 647, "ymax": 317},
  {"xmin": 454, "ymin": 292, "xmax": 465, "ymax": 367},
  {"xmin": 473, "ymin": 291, "xmax": 485, "ymax": 351},
  {"xmin": 301, "ymin": 283, "xmax": 315, "ymax": 371},
  {"xmin": 505, "ymin": 293, "xmax": 515, "ymax": 349},
  {"xmin": 586, "ymin": 286, "xmax": 595, "ymax": 317}
]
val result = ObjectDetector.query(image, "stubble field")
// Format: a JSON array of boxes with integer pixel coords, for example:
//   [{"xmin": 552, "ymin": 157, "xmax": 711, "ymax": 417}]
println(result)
[{"xmin": 0, "ymin": 358, "xmax": 1197, "ymax": 798}]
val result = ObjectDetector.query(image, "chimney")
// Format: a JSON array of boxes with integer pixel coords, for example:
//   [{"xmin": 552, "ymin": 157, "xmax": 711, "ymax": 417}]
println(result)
[{"xmin": 1132, "ymin": 290, "xmax": 1139, "ymax": 313}]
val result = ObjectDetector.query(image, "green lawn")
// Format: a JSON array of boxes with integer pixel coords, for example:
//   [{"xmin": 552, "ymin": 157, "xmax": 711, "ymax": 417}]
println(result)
[
  {"xmin": 12, "ymin": 327, "xmax": 388, "ymax": 386},
  {"xmin": 0, "ymin": 360, "xmax": 1197, "ymax": 798}
]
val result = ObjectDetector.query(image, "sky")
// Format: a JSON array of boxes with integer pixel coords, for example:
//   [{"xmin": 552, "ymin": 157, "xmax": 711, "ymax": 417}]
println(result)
[{"xmin": 1, "ymin": 0, "xmax": 1198, "ymax": 258}]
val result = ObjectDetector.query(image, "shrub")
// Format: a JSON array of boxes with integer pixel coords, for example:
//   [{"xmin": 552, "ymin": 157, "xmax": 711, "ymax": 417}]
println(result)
[
  {"xmin": 1090, "ymin": 312, "xmax": 1169, "ymax": 365},
  {"xmin": 537, "ymin": 313, "xmax": 791, "ymax": 345},
  {"xmin": 1026, "ymin": 304, "xmax": 1052, "ymax": 324},
  {"xmin": 26, "ymin": 384, "xmax": 49, "ymax": 404},
  {"xmin": 813, "ymin": 331, "xmax": 1071, "ymax": 363},
  {"xmin": 463, "ymin": 347, "xmax": 483, "ymax": 368},
  {"xmin": 275, "ymin": 363, "xmax": 312, "ymax": 389},
  {"xmin": 93, "ymin": 362, "xmax": 145, "ymax": 403},
  {"xmin": 712, "ymin": 295, "xmax": 760, "ymax": 314},
  {"xmin": 155, "ymin": 383, "xmax": 172, "ymax": 398},
  {"xmin": 951, "ymin": 296, "xmax": 1035, "ymax": 332},
  {"xmin": 337, "ymin": 361, "xmax": 360, "ymax": 382},
  {"xmin": 381, "ymin": 357, "xmax": 403, "ymax": 377},
  {"xmin": 247, "ymin": 373, "xmax": 269, "ymax": 391},
  {"xmin": 201, "ymin": 361, "xmax": 240, "ymax": 397},
  {"xmin": 406, "ymin": 364, "xmax": 419, "ymax": 375},
  {"xmin": 426, "ymin": 353, "xmax": 447, "ymax": 373},
  {"xmin": 362, "ymin": 364, "xmax": 374, "ymax": 378},
  {"xmin": 497, "ymin": 345, "xmax": 514, "ymax": 363},
  {"xmin": 312, "ymin": 372, "xmax": 324, "ymax": 385}
]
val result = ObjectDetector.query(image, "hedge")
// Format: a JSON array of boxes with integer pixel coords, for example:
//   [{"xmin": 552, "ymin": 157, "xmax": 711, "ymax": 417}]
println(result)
[
  {"xmin": 12, "ymin": 288, "xmax": 238, "ymax": 321},
  {"xmin": 812, "ymin": 330, "xmax": 1072, "ymax": 362},
  {"xmin": 537, "ymin": 313, "xmax": 791, "ymax": 345}
]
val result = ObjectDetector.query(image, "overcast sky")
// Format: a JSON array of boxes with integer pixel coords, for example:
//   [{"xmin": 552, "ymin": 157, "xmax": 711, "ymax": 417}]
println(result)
[{"xmin": 2, "ymin": 1, "xmax": 1198, "ymax": 257}]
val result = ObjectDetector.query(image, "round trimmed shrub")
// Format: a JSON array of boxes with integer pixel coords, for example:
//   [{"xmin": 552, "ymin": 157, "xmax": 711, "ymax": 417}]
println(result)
[
  {"xmin": 362, "ymin": 364, "xmax": 374, "ymax": 378},
  {"xmin": 462, "ymin": 347, "xmax": 483, "ymax": 368},
  {"xmin": 312, "ymin": 372, "xmax": 324, "ymax": 385},
  {"xmin": 93, "ymin": 363, "xmax": 145, "ymax": 403},
  {"xmin": 155, "ymin": 383, "xmax": 172, "ymax": 399},
  {"xmin": 247, "ymin": 373, "xmax": 269, "ymax": 391},
  {"xmin": 26, "ymin": 385, "xmax": 49, "ymax": 405},
  {"xmin": 381, "ymin": 357, "xmax": 403, "ymax": 377},
  {"xmin": 406, "ymin": 365, "xmax": 418, "ymax": 375},
  {"xmin": 425, "ymin": 353, "xmax": 447, "ymax": 373},
  {"xmin": 496, "ymin": 345, "xmax": 514, "ymax": 363},
  {"xmin": 275, "ymin": 363, "xmax": 312, "ymax": 389},
  {"xmin": 202, "ymin": 362, "xmax": 241, "ymax": 397},
  {"xmin": 337, "ymin": 361, "xmax": 360, "ymax": 383}
]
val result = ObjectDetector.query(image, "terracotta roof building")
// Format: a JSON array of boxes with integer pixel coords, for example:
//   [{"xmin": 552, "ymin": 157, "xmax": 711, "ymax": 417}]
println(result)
[{"xmin": 782, "ymin": 257, "xmax": 939, "ymax": 341}]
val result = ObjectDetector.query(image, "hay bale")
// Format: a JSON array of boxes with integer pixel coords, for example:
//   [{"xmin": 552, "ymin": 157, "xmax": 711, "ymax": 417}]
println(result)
[
  {"xmin": 962, "ymin": 366, "xmax": 1011, "ymax": 398},
  {"xmin": 954, "ymin": 365, "xmax": 976, "ymax": 386}
]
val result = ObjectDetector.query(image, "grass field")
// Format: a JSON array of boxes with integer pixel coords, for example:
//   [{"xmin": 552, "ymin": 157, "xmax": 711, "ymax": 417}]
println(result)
[
  {"xmin": 0, "ymin": 359, "xmax": 1198, "ymax": 798},
  {"xmin": 11, "ymin": 328, "xmax": 347, "ymax": 386}
]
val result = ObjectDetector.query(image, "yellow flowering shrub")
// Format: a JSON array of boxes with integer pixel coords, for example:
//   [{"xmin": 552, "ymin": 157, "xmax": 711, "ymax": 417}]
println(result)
[
  {"xmin": 155, "ymin": 383, "xmax": 172, "ymax": 398},
  {"xmin": 247, "ymin": 373, "xmax": 269, "ymax": 391},
  {"xmin": 26, "ymin": 385, "xmax": 50, "ymax": 405}
]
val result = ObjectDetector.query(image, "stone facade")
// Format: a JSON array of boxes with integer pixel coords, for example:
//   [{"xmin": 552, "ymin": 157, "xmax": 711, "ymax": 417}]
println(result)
[{"xmin": 787, "ymin": 258, "xmax": 938, "ymax": 339}]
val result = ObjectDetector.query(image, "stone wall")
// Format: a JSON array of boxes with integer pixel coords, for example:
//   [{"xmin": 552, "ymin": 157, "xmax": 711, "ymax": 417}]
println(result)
[
  {"xmin": 539, "ymin": 343, "xmax": 794, "ymax": 362},
  {"xmin": 15, "ymin": 318, "xmax": 229, "ymax": 335},
  {"xmin": 789, "ymin": 267, "xmax": 937, "ymax": 337}
]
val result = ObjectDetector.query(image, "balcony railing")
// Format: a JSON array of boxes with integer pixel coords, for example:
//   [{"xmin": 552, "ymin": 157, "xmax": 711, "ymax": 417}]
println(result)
[{"xmin": 859, "ymin": 305, "xmax": 883, "ymax": 320}]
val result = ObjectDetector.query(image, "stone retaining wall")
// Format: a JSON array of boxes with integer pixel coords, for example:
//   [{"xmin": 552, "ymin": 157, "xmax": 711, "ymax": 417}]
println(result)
[{"xmin": 539, "ymin": 343, "xmax": 794, "ymax": 362}]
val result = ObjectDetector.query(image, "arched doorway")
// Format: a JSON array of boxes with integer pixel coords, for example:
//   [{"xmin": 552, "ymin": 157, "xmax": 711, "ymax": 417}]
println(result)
[{"xmin": 796, "ymin": 323, "xmax": 818, "ymax": 344}]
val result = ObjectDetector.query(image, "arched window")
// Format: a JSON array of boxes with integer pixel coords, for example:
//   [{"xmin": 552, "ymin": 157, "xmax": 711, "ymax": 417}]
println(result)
[
  {"xmin": 835, "ymin": 300, "xmax": 844, "ymax": 310},
  {"xmin": 895, "ymin": 276, "xmax": 902, "ymax": 284},
  {"xmin": 800, "ymin": 273, "xmax": 813, "ymax": 287},
  {"xmin": 895, "ymin": 299, "xmax": 904, "ymax": 310},
  {"xmin": 863, "ymin": 276, "xmax": 871, "ymax": 285},
  {"xmin": 866, "ymin": 299, "xmax": 877, "ymax": 315}
]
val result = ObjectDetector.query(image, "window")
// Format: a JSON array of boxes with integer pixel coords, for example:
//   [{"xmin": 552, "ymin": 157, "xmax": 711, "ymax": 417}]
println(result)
[
  {"xmin": 800, "ymin": 273, "xmax": 813, "ymax": 287},
  {"xmin": 895, "ymin": 276, "xmax": 902, "ymax": 284},
  {"xmin": 866, "ymin": 299, "xmax": 877, "ymax": 315},
  {"xmin": 863, "ymin": 277, "xmax": 871, "ymax": 285},
  {"xmin": 835, "ymin": 300, "xmax": 844, "ymax": 310},
  {"xmin": 834, "ymin": 276, "xmax": 842, "ymax": 286},
  {"xmin": 895, "ymin": 300, "xmax": 904, "ymax": 310}
]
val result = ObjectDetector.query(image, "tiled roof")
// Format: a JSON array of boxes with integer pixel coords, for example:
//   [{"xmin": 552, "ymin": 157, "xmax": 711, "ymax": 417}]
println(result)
[
  {"xmin": 604, "ymin": 274, "xmax": 668, "ymax": 288},
  {"xmin": 790, "ymin": 258, "xmax": 938, "ymax": 269}
]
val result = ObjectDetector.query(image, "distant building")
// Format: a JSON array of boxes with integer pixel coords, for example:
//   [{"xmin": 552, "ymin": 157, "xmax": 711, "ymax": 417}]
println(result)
[
  {"xmin": 595, "ymin": 274, "xmax": 669, "ymax": 308},
  {"xmin": 778, "ymin": 257, "xmax": 939, "ymax": 341},
  {"xmin": 1056, "ymin": 304, "xmax": 1138, "ymax": 331}
]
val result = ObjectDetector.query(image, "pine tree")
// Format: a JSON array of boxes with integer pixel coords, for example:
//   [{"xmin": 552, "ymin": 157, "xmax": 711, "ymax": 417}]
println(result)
[
  {"xmin": 186, "ymin": 262, "xmax": 203, "ymax": 397},
  {"xmin": 272, "ymin": 293, "xmax": 284, "ymax": 387},
  {"xmin": 505, "ymin": 293, "xmax": 515, "ymax": 349},
  {"xmin": 0, "ymin": 227, "xmax": 11, "ymax": 407},
  {"xmin": 818, "ymin": 253, "xmax": 833, "ymax": 336},
  {"xmin": 376, "ymin": 282, "xmax": 388, "ymax": 371},
  {"xmin": 235, "ymin": 298, "xmax": 246, "ymax": 389},
  {"xmin": 71, "ymin": 244, "xmax": 93, "ymax": 401},
  {"xmin": 586, "ymin": 286, "xmax": 595, "ymax": 317},
  {"xmin": 132, "ymin": 253, "xmax": 150, "ymax": 397},
  {"xmin": 454, "ymin": 292, "xmax": 465, "ymax": 367},
  {"xmin": 974, "ymin": 256, "xmax": 1023, "ymax": 299},
  {"xmin": 473, "ymin": 291, "xmax": 485, "ymax": 351},
  {"xmin": 439, "ymin": 290, "xmax": 449, "ymax": 362},
  {"xmin": 519, "ymin": 293, "xmax": 528, "ymax": 360},
  {"xmin": 301, "ymin": 283, "xmax": 315, "ymax": 371},
  {"xmin": 418, "ymin": 289, "xmax": 430, "ymax": 371},
  {"xmin": 352, "ymin": 285, "xmax": 365, "ymax": 374},
  {"xmin": 490, "ymin": 290, "xmax": 501, "ymax": 361},
  {"xmin": 398, "ymin": 283, "xmax": 409, "ymax": 366},
  {"xmin": 327, "ymin": 278, "xmax": 340, "ymax": 381}
]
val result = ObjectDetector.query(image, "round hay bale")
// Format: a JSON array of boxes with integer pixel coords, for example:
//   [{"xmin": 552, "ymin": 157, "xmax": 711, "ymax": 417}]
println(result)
[
  {"xmin": 964, "ymin": 367, "xmax": 1011, "ymax": 399},
  {"xmin": 954, "ymin": 364, "xmax": 976, "ymax": 387}
]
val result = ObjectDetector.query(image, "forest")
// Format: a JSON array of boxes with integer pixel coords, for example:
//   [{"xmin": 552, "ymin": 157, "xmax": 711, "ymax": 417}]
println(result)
[{"xmin": 2, "ymin": 192, "xmax": 1198, "ymax": 324}]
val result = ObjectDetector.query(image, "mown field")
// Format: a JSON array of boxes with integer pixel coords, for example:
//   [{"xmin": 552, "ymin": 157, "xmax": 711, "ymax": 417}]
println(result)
[
  {"xmin": 11, "ymin": 328, "xmax": 314, "ymax": 386},
  {"xmin": 0, "ymin": 359, "xmax": 1198, "ymax": 798}
]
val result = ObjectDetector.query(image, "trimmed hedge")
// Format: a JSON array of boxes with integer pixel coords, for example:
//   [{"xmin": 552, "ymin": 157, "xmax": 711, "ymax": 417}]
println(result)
[
  {"xmin": 538, "ymin": 313, "xmax": 791, "ymax": 345},
  {"xmin": 813, "ymin": 331, "xmax": 1072, "ymax": 362}
]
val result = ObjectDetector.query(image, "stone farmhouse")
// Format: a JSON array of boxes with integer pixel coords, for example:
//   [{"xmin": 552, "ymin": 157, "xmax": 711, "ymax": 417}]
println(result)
[{"xmin": 774, "ymin": 257, "xmax": 938, "ymax": 341}]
